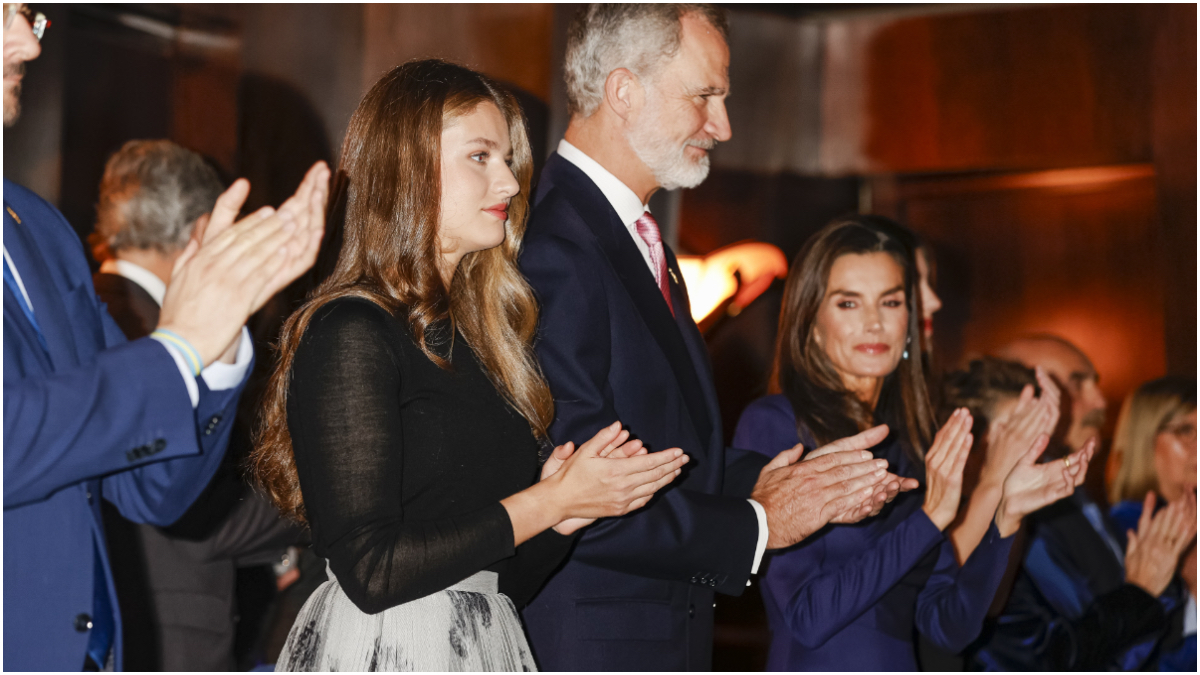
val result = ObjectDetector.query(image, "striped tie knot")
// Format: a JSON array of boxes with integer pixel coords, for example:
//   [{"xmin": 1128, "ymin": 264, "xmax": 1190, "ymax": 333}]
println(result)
[
  {"xmin": 635, "ymin": 212, "xmax": 662, "ymax": 245},
  {"xmin": 633, "ymin": 211, "xmax": 673, "ymax": 317}
]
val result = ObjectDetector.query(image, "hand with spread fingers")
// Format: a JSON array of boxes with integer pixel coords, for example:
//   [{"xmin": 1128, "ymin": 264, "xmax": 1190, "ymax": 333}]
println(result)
[
  {"xmin": 993, "ymin": 436, "xmax": 1094, "ymax": 537},
  {"xmin": 1125, "ymin": 491, "xmax": 1198, "ymax": 597},
  {"xmin": 157, "ymin": 161, "xmax": 331, "ymax": 367},
  {"xmin": 921, "ymin": 408, "xmax": 975, "ymax": 530},
  {"xmin": 980, "ymin": 367, "xmax": 1062, "ymax": 483},
  {"xmin": 752, "ymin": 424, "xmax": 896, "ymax": 549}
]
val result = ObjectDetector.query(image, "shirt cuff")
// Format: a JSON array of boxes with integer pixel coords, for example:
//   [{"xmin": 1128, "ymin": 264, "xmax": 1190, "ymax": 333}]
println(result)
[
  {"xmin": 201, "ymin": 327, "xmax": 254, "ymax": 391},
  {"xmin": 748, "ymin": 498, "xmax": 769, "ymax": 579},
  {"xmin": 152, "ymin": 327, "xmax": 252, "ymax": 408}
]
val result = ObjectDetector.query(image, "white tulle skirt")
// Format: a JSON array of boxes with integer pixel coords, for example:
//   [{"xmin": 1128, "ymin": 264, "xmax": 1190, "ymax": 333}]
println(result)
[{"xmin": 276, "ymin": 567, "xmax": 536, "ymax": 672}]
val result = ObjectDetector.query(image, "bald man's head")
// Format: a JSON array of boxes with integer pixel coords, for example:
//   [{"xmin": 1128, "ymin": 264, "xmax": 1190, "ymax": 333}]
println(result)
[{"xmin": 994, "ymin": 335, "xmax": 1107, "ymax": 451}]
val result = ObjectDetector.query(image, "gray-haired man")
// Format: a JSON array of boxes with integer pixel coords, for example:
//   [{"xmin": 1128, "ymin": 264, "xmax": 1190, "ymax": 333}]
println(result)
[
  {"xmin": 91, "ymin": 139, "xmax": 303, "ymax": 671},
  {"xmin": 520, "ymin": 5, "xmax": 906, "ymax": 670}
]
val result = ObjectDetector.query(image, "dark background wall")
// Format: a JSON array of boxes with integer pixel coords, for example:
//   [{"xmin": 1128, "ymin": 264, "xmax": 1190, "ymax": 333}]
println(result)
[{"xmin": 4, "ymin": 3, "xmax": 1195, "ymax": 670}]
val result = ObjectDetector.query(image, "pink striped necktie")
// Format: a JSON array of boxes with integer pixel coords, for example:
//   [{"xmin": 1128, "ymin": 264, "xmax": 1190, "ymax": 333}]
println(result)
[{"xmin": 634, "ymin": 211, "xmax": 674, "ymax": 317}]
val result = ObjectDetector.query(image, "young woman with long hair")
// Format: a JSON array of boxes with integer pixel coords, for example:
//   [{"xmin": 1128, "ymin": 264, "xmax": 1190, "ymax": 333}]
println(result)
[
  {"xmin": 732, "ymin": 215, "xmax": 1093, "ymax": 670},
  {"xmin": 252, "ymin": 60, "xmax": 687, "ymax": 672}
]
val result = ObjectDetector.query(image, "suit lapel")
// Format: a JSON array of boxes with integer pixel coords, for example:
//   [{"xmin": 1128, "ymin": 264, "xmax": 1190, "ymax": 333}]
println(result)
[
  {"xmin": 4, "ymin": 204, "xmax": 81, "ymax": 370},
  {"xmin": 543, "ymin": 155, "xmax": 714, "ymax": 446},
  {"xmin": 664, "ymin": 247, "xmax": 723, "ymax": 440}
]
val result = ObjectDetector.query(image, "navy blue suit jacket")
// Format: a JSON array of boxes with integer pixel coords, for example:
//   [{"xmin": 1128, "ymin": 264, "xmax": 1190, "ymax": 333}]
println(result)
[
  {"xmin": 518, "ymin": 154, "xmax": 769, "ymax": 671},
  {"xmin": 2, "ymin": 179, "xmax": 247, "ymax": 671},
  {"xmin": 735, "ymin": 395, "xmax": 1013, "ymax": 671}
]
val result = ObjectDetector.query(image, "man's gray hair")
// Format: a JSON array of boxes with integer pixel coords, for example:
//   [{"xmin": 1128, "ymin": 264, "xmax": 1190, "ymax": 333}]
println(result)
[
  {"xmin": 93, "ymin": 139, "xmax": 224, "ymax": 259},
  {"xmin": 564, "ymin": 4, "xmax": 728, "ymax": 118}
]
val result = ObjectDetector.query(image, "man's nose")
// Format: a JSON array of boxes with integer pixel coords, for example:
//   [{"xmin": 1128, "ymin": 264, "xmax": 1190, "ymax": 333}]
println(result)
[{"xmin": 704, "ymin": 98, "xmax": 732, "ymax": 143}]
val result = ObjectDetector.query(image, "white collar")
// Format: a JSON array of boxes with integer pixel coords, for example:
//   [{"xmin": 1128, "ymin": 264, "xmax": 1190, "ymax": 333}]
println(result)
[
  {"xmin": 557, "ymin": 139, "xmax": 650, "ymax": 227},
  {"xmin": 101, "ymin": 259, "xmax": 167, "ymax": 306}
]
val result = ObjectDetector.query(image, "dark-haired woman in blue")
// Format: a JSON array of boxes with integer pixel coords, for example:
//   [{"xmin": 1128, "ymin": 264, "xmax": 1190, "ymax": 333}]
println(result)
[{"xmin": 735, "ymin": 216, "xmax": 1093, "ymax": 670}]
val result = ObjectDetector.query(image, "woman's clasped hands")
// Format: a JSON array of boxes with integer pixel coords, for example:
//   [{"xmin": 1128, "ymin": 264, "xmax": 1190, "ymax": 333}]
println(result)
[{"xmin": 540, "ymin": 421, "xmax": 689, "ymax": 535}]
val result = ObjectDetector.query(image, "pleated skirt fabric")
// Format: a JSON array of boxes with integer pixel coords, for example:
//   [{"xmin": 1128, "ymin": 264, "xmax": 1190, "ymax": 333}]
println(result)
[{"xmin": 275, "ymin": 568, "xmax": 536, "ymax": 672}]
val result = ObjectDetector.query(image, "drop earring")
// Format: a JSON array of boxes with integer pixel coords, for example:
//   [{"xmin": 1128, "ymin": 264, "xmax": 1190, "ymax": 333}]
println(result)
[{"xmin": 902, "ymin": 335, "xmax": 911, "ymax": 360}]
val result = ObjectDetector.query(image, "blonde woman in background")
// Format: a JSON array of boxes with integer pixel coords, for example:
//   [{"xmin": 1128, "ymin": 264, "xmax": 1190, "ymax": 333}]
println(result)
[{"xmin": 1108, "ymin": 375, "xmax": 1197, "ymax": 671}]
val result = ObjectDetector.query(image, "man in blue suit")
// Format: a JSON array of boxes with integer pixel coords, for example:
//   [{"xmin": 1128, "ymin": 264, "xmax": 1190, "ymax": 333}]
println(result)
[
  {"xmin": 520, "ymin": 5, "xmax": 903, "ymax": 670},
  {"xmin": 3, "ymin": 5, "xmax": 329, "ymax": 669}
]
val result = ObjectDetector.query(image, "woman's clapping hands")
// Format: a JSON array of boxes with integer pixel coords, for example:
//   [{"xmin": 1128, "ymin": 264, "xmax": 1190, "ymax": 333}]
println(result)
[
  {"xmin": 922, "ymin": 408, "xmax": 975, "ymax": 530},
  {"xmin": 993, "ymin": 436, "xmax": 1094, "ymax": 537},
  {"xmin": 540, "ymin": 422, "xmax": 688, "ymax": 535}
]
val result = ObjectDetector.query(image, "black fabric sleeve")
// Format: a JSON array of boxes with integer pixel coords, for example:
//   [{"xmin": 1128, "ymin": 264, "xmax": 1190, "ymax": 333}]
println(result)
[
  {"xmin": 984, "ymin": 575, "xmax": 1167, "ymax": 670},
  {"xmin": 496, "ymin": 528, "xmax": 579, "ymax": 607},
  {"xmin": 1054, "ymin": 584, "xmax": 1168, "ymax": 670},
  {"xmin": 288, "ymin": 299, "xmax": 516, "ymax": 614}
]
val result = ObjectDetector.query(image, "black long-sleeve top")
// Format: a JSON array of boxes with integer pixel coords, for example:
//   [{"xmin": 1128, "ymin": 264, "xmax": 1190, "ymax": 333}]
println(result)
[{"xmin": 287, "ymin": 297, "xmax": 575, "ymax": 614}]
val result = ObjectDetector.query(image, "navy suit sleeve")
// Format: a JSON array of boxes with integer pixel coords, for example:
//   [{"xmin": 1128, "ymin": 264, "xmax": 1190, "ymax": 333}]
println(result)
[
  {"xmin": 522, "ymin": 232, "xmax": 758, "ymax": 595},
  {"xmin": 3, "ymin": 187, "xmax": 247, "ymax": 522},
  {"xmin": 915, "ymin": 523, "xmax": 1014, "ymax": 652},
  {"xmin": 4, "ymin": 334, "xmax": 225, "ymax": 512}
]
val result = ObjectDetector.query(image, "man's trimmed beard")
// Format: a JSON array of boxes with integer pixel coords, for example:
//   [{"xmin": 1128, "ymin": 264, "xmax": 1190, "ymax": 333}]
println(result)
[
  {"xmin": 4, "ymin": 85, "xmax": 20, "ymax": 126},
  {"xmin": 626, "ymin": 89, "xmax": 714, "ymax": 191},
  {"xmin": 3, "ymin": 61, "xmax": 24, "ymax": 127}
]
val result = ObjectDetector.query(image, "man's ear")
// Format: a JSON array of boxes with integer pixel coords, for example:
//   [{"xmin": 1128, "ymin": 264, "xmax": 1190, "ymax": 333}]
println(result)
[{"xmin": 603, "ymin": 68, "xmax": 644, "ymax": 123}]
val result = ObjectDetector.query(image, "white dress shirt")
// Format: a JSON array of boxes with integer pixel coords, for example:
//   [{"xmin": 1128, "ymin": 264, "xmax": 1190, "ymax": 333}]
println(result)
[
  {"xmin": 103, "ymin": 258, "xmax": 252, "ymax": 407},
  {"xmin": 4, "ymin": 247, "xmax": 252, "ymax": 408},
  {"xmin": 556, "ymin": 139, "xmax": 770, "ymax": 577}
]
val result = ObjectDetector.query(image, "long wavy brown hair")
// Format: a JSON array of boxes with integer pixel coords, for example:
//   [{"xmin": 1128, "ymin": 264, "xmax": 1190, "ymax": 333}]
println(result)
[
  {"xmin": 771, "ymin": 215, "xmax": 935, "ymax": 464},
  {"xmin": 252, "ymin": 59, "xmax": 554, "ymax": 523}
]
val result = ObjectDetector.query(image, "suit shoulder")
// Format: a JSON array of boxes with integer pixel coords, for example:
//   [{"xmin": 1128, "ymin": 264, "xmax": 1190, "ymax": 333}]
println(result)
[
  {"xmin": 3, "ymin": 179, "xmax": 83, "ymax": 250},
  {"xmin": 527, "ymin": 184, "xmax": 593, "ymax": 244}
]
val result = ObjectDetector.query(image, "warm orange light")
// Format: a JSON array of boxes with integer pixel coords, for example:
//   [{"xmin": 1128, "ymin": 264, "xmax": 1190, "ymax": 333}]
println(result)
[{"xmin": 677, "ymin": 241, "xmax": 788, "ymax": 323}]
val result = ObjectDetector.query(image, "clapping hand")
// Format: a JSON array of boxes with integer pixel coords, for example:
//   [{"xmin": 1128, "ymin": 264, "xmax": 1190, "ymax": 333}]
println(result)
[
  {"xmin": 1125, "ymin": 490, "xmax": 1197, "ymax": 597},
  {"xmin": 752, "ymin": 424, "xmax": 895, "ymax": 549},
  {"xmin": 158, "ymin": 161, "xmax": 331, "ymax": 366},
  {"xmin": 993, "ymin": 436, "xmax": 1093, "ymax": 537},
  {"xmin": 806, "ymin": 440, "xmax": 919, "ymax": 522},
  {"xmin": 921, "ymin": 408, "xmax": 975, "ymax": 530},
  {"xmin": 541, "ymin": 422, "xmax": 687, "ymax": 535},
  {"xmin": 980, "ymin": 367, "xmax": 1061, "ymax": 482}
]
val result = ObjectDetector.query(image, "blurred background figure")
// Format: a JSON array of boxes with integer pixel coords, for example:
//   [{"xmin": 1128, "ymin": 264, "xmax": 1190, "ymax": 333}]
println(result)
[
  {"xmin": 996, "ymin": 336, "xmax": 1109, "ymax": 457},
  {"xmin": 1108, "ymin": 375, "xmax": 1198, "ymax": 671},
  {"xmin": 970, "ymin": 337, "xmax": 1197, "ymax": 670},
  {"xmin": 89, "ymin": 139, "xmax": 304, "ymax": 672}
]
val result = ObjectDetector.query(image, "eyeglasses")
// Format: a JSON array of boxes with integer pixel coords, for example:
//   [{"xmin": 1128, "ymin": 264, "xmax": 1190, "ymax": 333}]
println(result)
[
  {"xmin": 4, "ymin": 4, "xmax": 48, "ymax": 42},
  {"xmin": 1159, "ymin": 422, "xmax": 1197, "ymax": 443}
]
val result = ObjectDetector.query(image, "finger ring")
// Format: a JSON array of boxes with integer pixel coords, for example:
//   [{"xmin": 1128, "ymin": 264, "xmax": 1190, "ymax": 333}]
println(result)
[{"xmin": 1063, "ymin": 457, "xmax": 1071, "ymax": 468}]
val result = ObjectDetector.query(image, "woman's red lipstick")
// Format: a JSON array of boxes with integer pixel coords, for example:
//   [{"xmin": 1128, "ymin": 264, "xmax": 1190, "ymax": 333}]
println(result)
[
  {"xmin": 854, "ymin": 343, "xmax": 890, "ymax": 354},
  {"xmin": 483, "ymin": 203, "xmax": 508, "ymax": 220}
]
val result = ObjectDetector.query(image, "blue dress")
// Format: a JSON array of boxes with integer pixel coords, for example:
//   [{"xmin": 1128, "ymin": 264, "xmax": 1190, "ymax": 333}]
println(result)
[{"xmin": 734, "ymin": 395, "xmax": 1014, "ymax": 671}]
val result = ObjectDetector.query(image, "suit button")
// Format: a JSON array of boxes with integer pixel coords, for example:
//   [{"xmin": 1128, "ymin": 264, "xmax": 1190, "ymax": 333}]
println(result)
[
  {"xmin": 688, "ymin": 604, "xmax": 695, "ymax": 618},
  {"xmin": 152, "ymin": 438, "xmax": 167, "ymax": 452},
  {"xmin": 74, "ymin": 613, "xmax": 93, "ymax": 632},
  {"xmin": 690, "ymin": 576, "xmax": 697, "ymax": 584}
]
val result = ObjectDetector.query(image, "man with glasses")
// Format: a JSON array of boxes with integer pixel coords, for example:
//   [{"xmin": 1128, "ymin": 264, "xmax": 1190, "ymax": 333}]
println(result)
[{"xmin": 3, "ymin": 5, "xmax": 329, "ymax": 669}]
